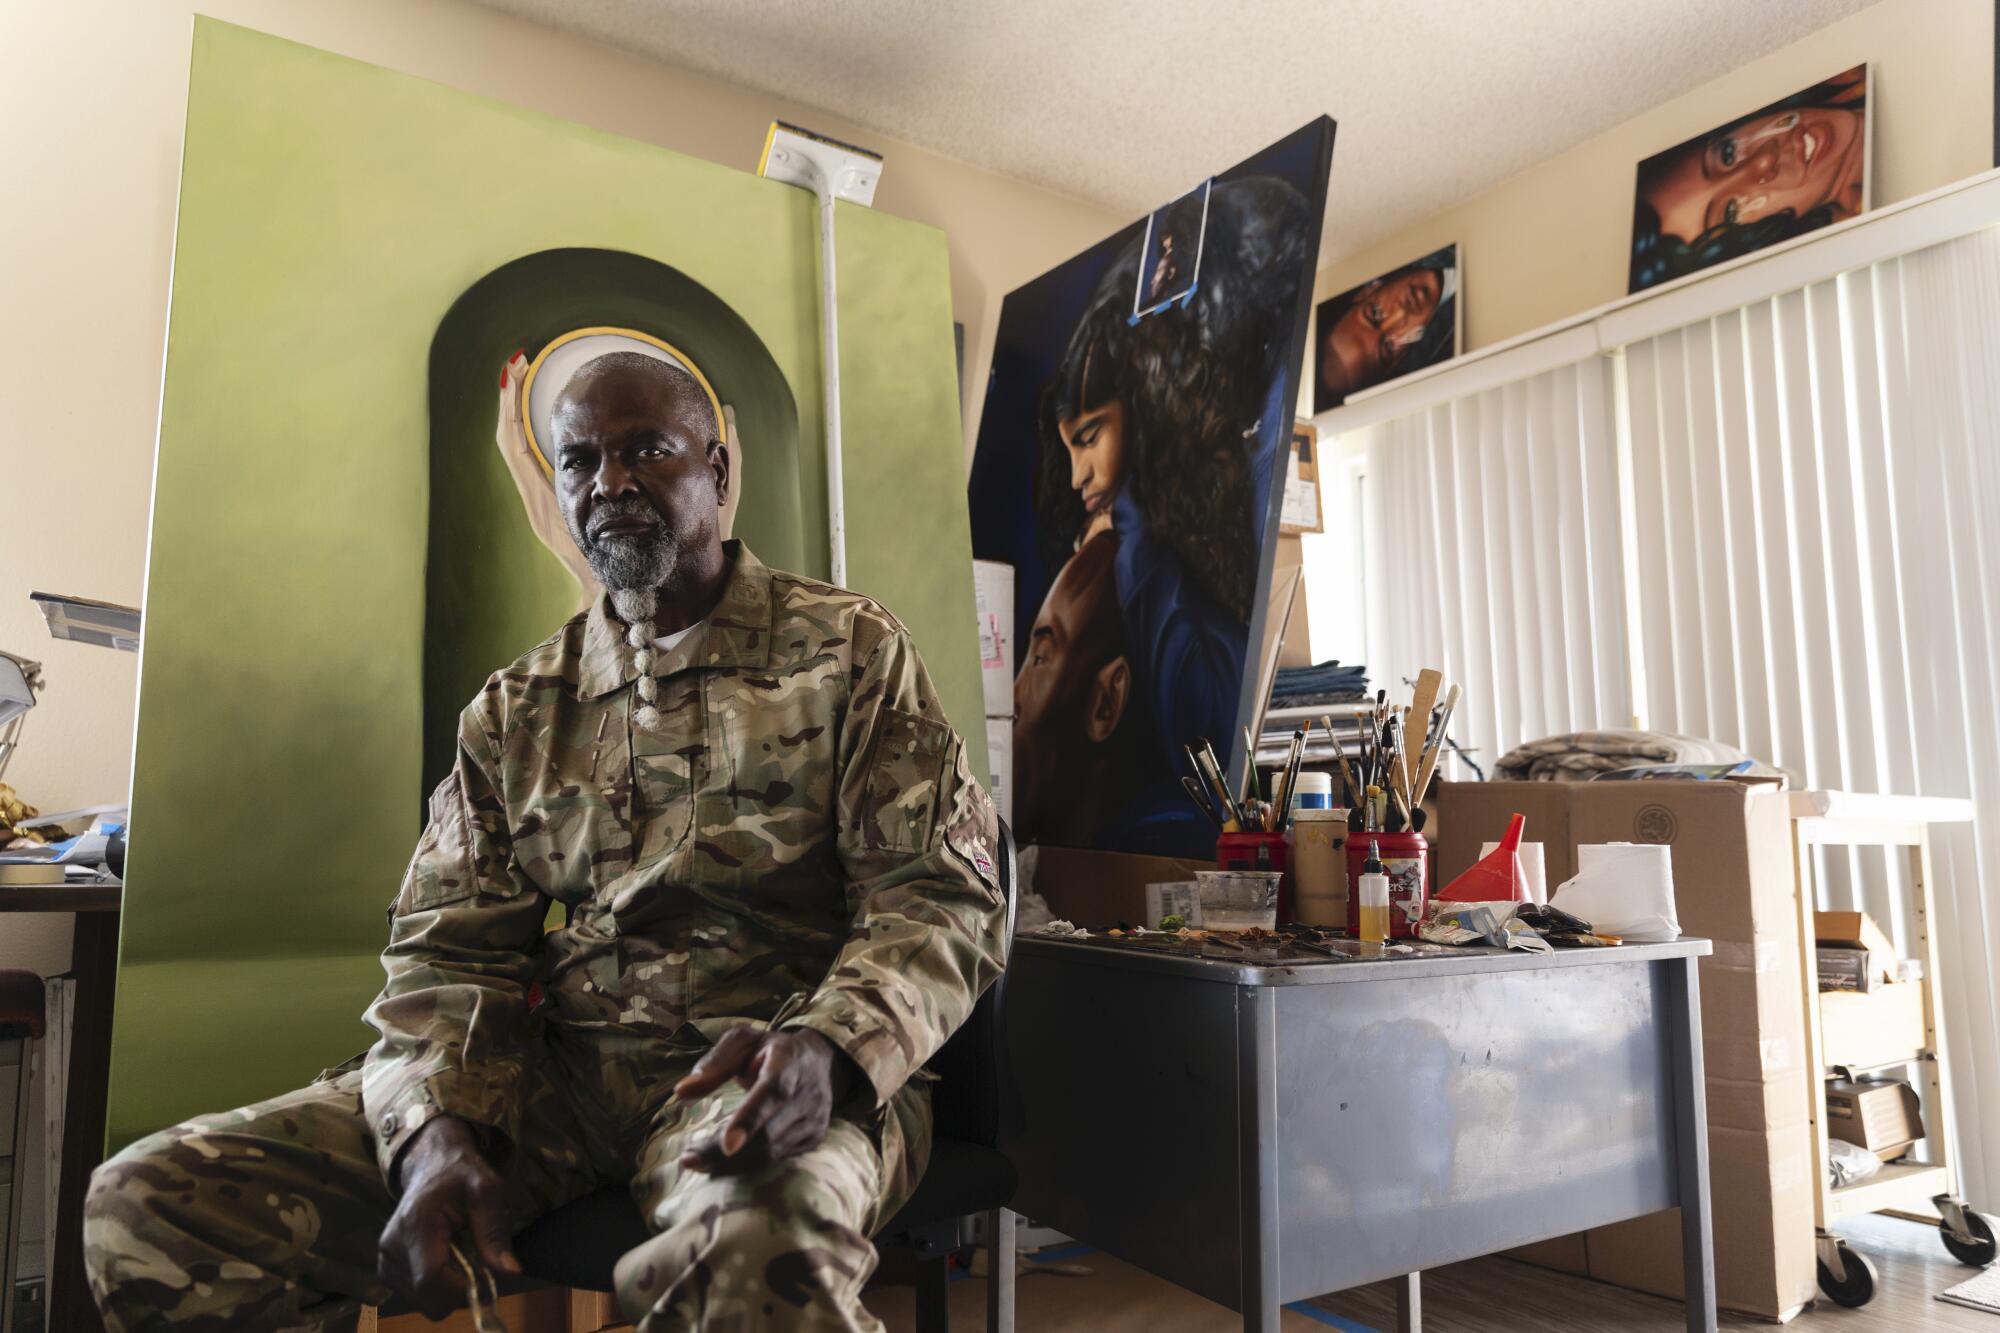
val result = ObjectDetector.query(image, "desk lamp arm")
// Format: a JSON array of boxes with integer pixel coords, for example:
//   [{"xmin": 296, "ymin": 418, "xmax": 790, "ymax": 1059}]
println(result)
[{"xmin": 0, "ymin": 652, "xmax": 44, "ymax": 786}]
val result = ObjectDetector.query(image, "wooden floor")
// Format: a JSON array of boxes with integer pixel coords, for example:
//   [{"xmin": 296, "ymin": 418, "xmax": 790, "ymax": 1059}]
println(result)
[{"xmin": 867, "ymin": 1215, "xmax": 1995, "ymax": 1331}]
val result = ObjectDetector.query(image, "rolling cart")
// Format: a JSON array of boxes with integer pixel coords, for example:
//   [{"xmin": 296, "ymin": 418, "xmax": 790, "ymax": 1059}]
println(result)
[{"xmin": 1790, "ymin": 790, "xmax": 1995, "ymax": 1307}]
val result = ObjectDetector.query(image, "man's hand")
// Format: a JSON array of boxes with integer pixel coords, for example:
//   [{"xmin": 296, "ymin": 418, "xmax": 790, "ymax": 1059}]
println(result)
[
  {"xmin": 672, "ymin": 1027, "xmax": 856, "ymax": 1175},
  {"xmin": 377, "ymin": 1117, "xmax": 520, "ymax": 1320}
]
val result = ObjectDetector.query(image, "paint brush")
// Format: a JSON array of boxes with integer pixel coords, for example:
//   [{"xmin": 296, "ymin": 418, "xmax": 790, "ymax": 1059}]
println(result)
[
  {"xmin": 1410, "ymin": 684, "xmax": 1461, "ymax": 817},
  {"xmin": 1200, "ymin": 737, "xmax": 1248, "ymax": 829},
  {"xmin": 1187, "ymin": 743, "xmax": 1239, "ymax": 832},
  {"xmin": 1182, "ymin": 775, "xmax": 1224, "ymax": 829},
  {"xmin": 1321, "ymin": 713, "xmax": 1357, "ymax": 809},
  {"xmin": 1380, "ymin": 715, "xmax": 1409, "ymax": 829},
  {"xmin": 1282, "ymin": 728, "xmax": 1307, "ymax": 829},
  {"xmin": 1269, "ymin": 729, "xmax": 1298, "ymax": 830}
]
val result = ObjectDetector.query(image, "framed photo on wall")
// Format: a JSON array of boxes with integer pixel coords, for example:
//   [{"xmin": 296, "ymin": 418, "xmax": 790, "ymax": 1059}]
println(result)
[
  {"xmin": 1311, "ymin": 242, "xmax": 1460, "ymax": 413},
  {"xmin": 1629, "ymin": 64, "xmax": 1870, "ymax": 292}
]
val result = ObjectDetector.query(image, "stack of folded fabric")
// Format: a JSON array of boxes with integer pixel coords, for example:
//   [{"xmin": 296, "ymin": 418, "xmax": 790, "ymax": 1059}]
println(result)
[
  {"xmin": 1270, "ymin": 660, "xmax": 1368, "ymax": 708},
  {"xmin": 1494, "ymin": 730, "xmax": 1777, "ymax": 781}
]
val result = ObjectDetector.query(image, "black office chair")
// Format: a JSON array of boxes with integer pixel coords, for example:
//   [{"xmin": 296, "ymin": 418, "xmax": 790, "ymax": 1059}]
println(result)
[{"xmin": 416, "ymin": 821, "xmax": 1022, "ymax": 1331}]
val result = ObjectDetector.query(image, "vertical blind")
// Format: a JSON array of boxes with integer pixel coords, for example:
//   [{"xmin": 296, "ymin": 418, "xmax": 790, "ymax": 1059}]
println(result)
[
  {"xmin": 1363, "ymin": 356, "xmax": 1630, "ymax": 776},
  {"xmin": 1355, "ymin": 224, "xmax": 2000, "ymax": 1204},
  {"xmin": 1622, "ymin": 228, "xmax": 2000, "ymax": 1202}
]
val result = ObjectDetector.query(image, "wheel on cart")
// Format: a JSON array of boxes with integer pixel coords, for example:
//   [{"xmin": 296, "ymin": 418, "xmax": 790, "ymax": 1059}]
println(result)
[
  {"xmin": 1942, "ymin": 1210, "xmax": 1998, "ymax": 1267},
  {"xmin": 1817, "ymin": 1239, "xmax": 1879, "ymax": 1308}
]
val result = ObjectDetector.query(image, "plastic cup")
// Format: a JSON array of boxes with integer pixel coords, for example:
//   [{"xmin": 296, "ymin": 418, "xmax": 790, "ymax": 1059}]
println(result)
[
  {"xmin": 1479, "ymin": 840, "xmax": 1548, "ymax": 904},
  {"xmin": 1287, "ymin": 808, "xmax": 1348, "ymax": 928},
  {"xmin": 1196, "ymin": 869, "xmax": 1282, "ymax": 932}
]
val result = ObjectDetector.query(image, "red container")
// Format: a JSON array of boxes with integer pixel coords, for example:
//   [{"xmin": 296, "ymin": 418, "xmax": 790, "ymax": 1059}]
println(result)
[
  {"xmin": 1343, "ymin": 830, "xmax": 1428, "ymax": 939},
  {"xmin": 1216, "ymin": 831, "xmax": 1292, "ymax": 923}
]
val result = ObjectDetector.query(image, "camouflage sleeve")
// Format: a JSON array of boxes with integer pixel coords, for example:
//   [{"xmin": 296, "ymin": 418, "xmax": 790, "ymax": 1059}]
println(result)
[
  {"xmin": 780, "ymin": 626, "xmax": 1008, "ymax": 1108},
  {"xmin": 360, "ymin": 702, "xmax": 545, "ymax": 1181}
]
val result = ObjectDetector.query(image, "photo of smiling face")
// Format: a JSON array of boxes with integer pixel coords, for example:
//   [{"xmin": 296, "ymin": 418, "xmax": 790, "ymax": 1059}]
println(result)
[
  {"xmin": 1321, "ymin": 268, "xmax": 1441, "ymax": 398},
  {"xmin": 1311, "ymin": 244, "xmax": 1459, "ymax": 412},
  {"xmin": 1630, "ymin": 66, "xmax": 1868, "ymax": 292},
  {"xmin": 1644, "ymin": 104, "xmax": 1864, "ymax": 240}
]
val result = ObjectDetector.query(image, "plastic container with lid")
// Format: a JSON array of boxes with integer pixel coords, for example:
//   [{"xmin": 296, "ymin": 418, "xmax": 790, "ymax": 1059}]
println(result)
[{"xmin": 1290, "ymin": 770, "xmax": 1334, "ymax": 810}]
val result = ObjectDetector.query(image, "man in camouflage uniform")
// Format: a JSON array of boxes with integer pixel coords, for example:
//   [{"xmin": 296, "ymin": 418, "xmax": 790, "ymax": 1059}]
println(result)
[{"xmin": 85, "ymin": 350, "xmax": 1007, "ymax": 1331}]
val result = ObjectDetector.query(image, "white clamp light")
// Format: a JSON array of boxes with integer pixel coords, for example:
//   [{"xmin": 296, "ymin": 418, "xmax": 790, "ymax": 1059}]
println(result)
[{"xmin": 758, "ymin": 122, "xmax": 884, "ymax": 589}]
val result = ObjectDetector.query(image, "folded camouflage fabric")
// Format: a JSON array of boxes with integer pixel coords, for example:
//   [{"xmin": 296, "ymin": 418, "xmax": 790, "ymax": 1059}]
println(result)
[{"xmin": 1494, "ymin": 730, "xmax": 1764, "ymax": 781}]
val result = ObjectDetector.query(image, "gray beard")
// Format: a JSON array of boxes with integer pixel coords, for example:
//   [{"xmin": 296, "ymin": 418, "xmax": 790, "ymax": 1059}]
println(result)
[
  {"xmin": 569, "ymin": 501, "xmax": 679, "ymax": 603},
  {"xmin": 591, "ymin": 531, "xmax": 678, "ymax": 595}
]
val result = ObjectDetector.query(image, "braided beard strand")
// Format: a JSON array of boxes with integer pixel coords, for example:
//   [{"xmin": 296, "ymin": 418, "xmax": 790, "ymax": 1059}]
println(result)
[{"xmin": 609, "ymin": 587, "xmax": 665, "ymax": 732}]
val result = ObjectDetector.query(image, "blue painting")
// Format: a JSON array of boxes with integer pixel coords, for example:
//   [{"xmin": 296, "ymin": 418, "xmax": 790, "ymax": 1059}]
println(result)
[{"xmin": 968, "ymin": 119, "xmax": 1334, "ymax": 857}]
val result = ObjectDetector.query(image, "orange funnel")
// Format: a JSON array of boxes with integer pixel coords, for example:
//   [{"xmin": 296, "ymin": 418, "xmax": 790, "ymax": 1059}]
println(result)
[{"xmin": 1438, "ymin": 812, "xmax": 1527, "ymax": 903}]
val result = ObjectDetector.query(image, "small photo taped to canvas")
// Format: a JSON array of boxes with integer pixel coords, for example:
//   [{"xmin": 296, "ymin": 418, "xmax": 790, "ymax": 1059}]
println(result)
[
  {"xmin": 1630, "ymin": 65, "xmax": 1868, "ymax": 293},
  {"xmin": 1132, "ymin": 179, "xmax": 1211, "ymax": 320},
  {"xmin": 1311, "ymin": 242, "xmax": 1458, "ymax": 413}
]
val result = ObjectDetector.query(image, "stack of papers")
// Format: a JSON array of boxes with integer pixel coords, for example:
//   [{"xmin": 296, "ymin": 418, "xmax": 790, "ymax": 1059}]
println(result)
[{"xmin": 1, "ymin": 807, "xmax": 126, "ymax": 881}]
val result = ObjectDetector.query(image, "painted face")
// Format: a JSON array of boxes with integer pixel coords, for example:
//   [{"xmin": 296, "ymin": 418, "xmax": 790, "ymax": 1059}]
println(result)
[
  {"xmin": 1320, "ymin": 267, "xmax": 1443, "ymax": 399},
  {"xmin": 1057, "ymin": 399, "xmax": 1128, "ymax": 524},
  {"xmin": 1642, "ymin": 106, "xmax": 1865, "ymax": 243},
  {"xmin": 550, "ymin": 364, "xmax": 727, "ymax": 593},
  {"xmin": 1013, "ymin": 533, "xmax": 1123, "ymax": 835},
  {"xmin": 1151, "ymin": 232, "xmax": 1179, "ymax": 298}
]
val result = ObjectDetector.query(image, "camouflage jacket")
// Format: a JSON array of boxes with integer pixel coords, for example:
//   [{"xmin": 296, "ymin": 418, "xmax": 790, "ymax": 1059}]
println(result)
[{"xmin": 361, "ymin": 542, "xmax": 1006, "ymax": 1177}]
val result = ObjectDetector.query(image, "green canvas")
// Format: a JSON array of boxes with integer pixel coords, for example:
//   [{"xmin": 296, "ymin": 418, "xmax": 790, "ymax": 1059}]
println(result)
[{"xmin": 112, "ymin": 19, "xmax": 983, "ymax": 1148}]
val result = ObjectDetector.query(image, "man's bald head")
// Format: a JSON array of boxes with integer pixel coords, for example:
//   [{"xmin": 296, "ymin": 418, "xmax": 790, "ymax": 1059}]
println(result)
[{"xmin": 552, "ymin": 351, "xmax": 719, "ymax": 449}]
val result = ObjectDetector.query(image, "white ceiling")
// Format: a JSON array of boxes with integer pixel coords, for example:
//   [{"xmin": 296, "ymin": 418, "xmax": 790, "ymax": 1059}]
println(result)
[{"xmin": 470, "ymin": 0, "xmax": 1878, "ymax": 266}]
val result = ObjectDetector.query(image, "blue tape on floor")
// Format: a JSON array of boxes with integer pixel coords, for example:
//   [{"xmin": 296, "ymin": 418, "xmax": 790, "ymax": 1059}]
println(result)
[
  {"xmin": 1025, "ymin": 1242, "xmax": 1099, "ymax": 1263},
  {"xmin": 1283, "ymin": 1302, "xmax": 1379, "ymax": 1332}
]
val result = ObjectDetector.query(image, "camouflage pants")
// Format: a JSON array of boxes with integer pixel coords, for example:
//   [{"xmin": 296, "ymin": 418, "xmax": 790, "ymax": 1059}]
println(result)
[{"xmin": 83, "ymin": 1025, "xmax": 928, "ymax": 1332}]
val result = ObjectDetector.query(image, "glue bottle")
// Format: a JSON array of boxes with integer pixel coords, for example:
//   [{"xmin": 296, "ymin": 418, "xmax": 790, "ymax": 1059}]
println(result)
[{"xmin": 1357, "ymin": 839, "xmax": 1390, "ymax": 943}]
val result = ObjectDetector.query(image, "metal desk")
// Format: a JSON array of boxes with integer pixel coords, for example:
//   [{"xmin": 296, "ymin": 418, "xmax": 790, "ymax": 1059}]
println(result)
[{"xmin": 999, "ymin": 934, "xmax": 1716, "ymax": 1332}]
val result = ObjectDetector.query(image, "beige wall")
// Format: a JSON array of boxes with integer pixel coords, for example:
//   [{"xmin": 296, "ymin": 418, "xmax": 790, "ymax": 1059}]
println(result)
[
  {"xmin": 1315, "ymin": 0, "xmax": 1995, "ymax": 350},
  {"xmin": 0, "ymin": 0, "xmax": 1123, "ymax": 839}
]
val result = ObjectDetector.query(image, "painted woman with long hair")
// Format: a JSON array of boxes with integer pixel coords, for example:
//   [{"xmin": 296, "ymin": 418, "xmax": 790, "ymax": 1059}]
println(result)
[
  {"xmin": 1631, "ymin": 66, "xmax": 1866, "ymax": 291},
  {"xmin": 1031, "ymin": 178, "xmax": 1311, "ymax": 834}
]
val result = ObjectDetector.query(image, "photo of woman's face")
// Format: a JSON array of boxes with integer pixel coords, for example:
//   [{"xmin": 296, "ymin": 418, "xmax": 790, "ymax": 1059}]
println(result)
[
  {"xmin": 1641, "ymin": 104, "xmax": 1865, "ymax": 244},
  {"xmin": 1319, "ymin": 266, "xmax": 1442, "ymax": 399},
  {"xmin": 1058, "ymin": 399, "xmax": 1128, "ymax": 521}
]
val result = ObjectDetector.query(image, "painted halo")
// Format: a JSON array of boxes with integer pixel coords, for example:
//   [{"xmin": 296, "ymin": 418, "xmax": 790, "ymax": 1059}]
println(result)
[{"xmin": 518, "ymin": 326, "xmax": 726, "ymax": 480}]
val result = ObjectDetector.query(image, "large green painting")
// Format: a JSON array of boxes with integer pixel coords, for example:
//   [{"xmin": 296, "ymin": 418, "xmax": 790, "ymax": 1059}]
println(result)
[{"xmin": 112, "ymin": 19, "xmax": 982, "ymax": 1146}]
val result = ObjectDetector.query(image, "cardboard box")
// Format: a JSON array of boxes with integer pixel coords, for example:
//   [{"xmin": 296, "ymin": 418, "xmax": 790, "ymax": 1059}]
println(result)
[
  {"xmin": 974, "ymin": 560, "xmax": 1014, "ymax": 719},
  {"xmin": 1824, "ymin": 1078, "xmax": 1924, "ymax": 1155},
  {"xmin": 1813, "ymin": 910, "xmax": 1896, "ymax": 992},
  {"xmin": 1031, "ymin": 844, "xmax": 1211, "ymax": 928},
  {"xmin": 1815, "ymin": 910, "xmax": 1895, "ymax": 958},
  {"xmin": 1438, "ymin": 780, "xmax": 1815, "ymax": 1321},
  {"xmin": 1820, "ymin": 981, "xmax": 1927, "ymax": 1070},
  {"xmin": 1815, "ymin": 947, "xmax": 1878, "ymax": 993}
]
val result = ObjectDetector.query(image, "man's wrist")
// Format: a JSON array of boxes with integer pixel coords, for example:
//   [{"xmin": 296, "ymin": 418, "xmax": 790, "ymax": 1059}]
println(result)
[
  {"xmin": 392, "ymin": 1114, "xmax": 478, "ymax": 1193},
  {"xmin": 795, "ymin": 1028, "xmax": 859, "ymax": 1105}
]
